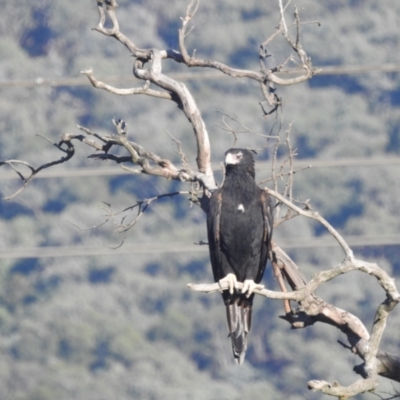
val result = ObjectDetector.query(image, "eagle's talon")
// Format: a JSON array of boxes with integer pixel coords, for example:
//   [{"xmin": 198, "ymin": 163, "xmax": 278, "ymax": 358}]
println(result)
[
  {"xmin": 219, "ymin": 273, "xmax": 238, "ymax": 294},
  {"xmin": 242, "ymin": 280, "xmax": 264, "ymax": 297}
]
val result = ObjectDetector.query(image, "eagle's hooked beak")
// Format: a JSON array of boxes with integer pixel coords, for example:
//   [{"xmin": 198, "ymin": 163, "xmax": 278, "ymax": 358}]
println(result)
[{"xmin": 225, "ymin": 151, "xmax": 243, "ymax": 165}]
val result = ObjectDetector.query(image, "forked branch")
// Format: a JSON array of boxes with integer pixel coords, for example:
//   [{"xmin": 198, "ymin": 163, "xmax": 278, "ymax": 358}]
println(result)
[
  {"xmin": 93, "ymin": 0, "xmax": 151, "ymax": 59},
  {"xmin": 0, "ymin": 135, "xmax": 75, "ymax": 200},
  {"xmin": 75, "ymin": 119, "xmax": 217, "ymax": 193},
  {"xmin": 179, "ymin": 0, "xmax": 317, "ymax": 88},
  {"xmin": 0, "ymin": 119, "xmax": 217, "ymax": 203}
]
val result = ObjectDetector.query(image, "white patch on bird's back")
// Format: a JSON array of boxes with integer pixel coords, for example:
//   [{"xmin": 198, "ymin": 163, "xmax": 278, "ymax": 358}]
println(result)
[{"xmin": 238, "ymin": 204, "xmax": 245, "ymax": 213}]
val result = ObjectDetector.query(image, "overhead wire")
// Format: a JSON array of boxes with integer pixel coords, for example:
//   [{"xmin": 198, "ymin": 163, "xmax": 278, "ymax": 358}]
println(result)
[
  {"xmin": 0, "ymin": 233, "xmax": 399, "ymax": 259},
  {"xmin": 0, "ymin": 63, "xmax": 399, "ymax": 89},
  {"xmin": 1, "ymin": 157, "xmax": 400, "ymax": 181}
]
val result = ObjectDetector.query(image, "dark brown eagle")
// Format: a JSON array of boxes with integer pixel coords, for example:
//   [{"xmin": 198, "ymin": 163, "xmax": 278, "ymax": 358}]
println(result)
[{"xmin": 207, "ymin": 148, "xmax": 274, "ymax": 364}]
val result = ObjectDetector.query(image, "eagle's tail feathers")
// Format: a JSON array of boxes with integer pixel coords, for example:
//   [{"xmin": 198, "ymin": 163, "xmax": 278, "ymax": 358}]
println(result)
[{"xmin": 226, "ymin": 296, "xmax": 252, "ymax": 365}]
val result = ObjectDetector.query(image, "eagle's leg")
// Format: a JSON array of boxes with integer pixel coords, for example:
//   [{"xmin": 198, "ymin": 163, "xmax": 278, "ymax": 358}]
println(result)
[
  {"xmin": 219, "ymin": 273, "xmax": 238, "ymax": 294},
  {"xmin": 242, "ymin": 280, "xmax": 265, "ymax": 298}
]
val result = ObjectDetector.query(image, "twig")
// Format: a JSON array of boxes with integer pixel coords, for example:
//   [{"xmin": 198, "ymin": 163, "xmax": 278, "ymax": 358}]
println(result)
[
  {"xmin": 65, "ymin": 219, "xmax": 109, "ymax": 231},
  {"xmin": 215, "ymin": 112, "xmax": 274, "ymax": 145},
  {"xmin": 282, "ymin": 121, "xmax": 295, "ymax": 202},
  {"xmin": 268, "ymin": 188, "xmax": 354, "ymax": 258},
  {"xmin": 104, "ymin": 191, "xmax": 195, "ymax": 233},
  {"xmin": 0, "ymin": 135, "xmax": 75, "ymax": 200},
  {"xmin": 257, "ymin": 164, "xmax": 311, "ymax": 186},
  {"xmin": 165, "ymin": 130, "xmax": 191, "ymax": 171}
]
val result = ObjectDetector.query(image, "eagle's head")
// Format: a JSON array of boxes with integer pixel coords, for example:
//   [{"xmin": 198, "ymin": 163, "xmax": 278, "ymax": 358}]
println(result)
[{"xmin": 224, "ymin": 148, "xmax": 256, "ymax": 179}]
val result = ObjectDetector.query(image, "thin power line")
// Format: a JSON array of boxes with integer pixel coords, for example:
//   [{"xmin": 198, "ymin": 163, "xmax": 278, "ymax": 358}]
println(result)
[
  {"xmin": 318, "ymin": 63, "xmax": 400, "ymax": 75},
  {"xmin": 0, "ymin": 64, "xmax": 399, "ymax": 89},
  {"xmin": 1, "ymin": 157, "xmax": 400, "ymax": 181},
  {"xmin": 0, "ymin": 235, "xmax": 399, "ymax": 259}
]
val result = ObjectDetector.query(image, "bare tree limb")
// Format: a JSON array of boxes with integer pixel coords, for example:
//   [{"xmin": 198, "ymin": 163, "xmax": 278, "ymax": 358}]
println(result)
[
  {"xmin": 188, "ymin": 253, "xmax": 399, "ymax": 306},
  {"xmin": 76, "ymin": 119, "xmax": 217, "ymax": 193},
  {"xmin": 178, "ymin": 2, "xmax": 318, "ymax": 88},
  {"xmin": 93, "ymin": 0, "xmax": 151, "ymax": 59},
  {"xmin": 268, "ymin": 188, "xmax": 354, "ymax": 258},
  {"xmin": 0, "ymin": 135, "xmax": 75, "ymax": 200},
  {"xmin": 134, "ymin": 49, "xmax": 214, "ymax": 180},
  {"xmin": 81, "ymin": 68, "xmax": 173, "ymax": 99},
  {"xmin": 308, "ymin": 376, "xmax": 381, "ymax": 399},
  {"xmin": 102, "ymin": 191, "xmax": 197, "ymax": 233}
]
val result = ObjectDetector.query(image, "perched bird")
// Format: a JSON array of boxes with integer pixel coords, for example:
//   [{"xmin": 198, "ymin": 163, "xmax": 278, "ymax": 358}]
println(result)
[{"xmin": 207, "ymin": 148, "xmax": 274, "ymax": 365}]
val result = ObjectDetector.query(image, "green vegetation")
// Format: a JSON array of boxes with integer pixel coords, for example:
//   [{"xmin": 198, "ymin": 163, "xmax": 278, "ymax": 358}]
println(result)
[{"xmin": 0, "ymin": 1, "xmax": 400, "ymax": 399}]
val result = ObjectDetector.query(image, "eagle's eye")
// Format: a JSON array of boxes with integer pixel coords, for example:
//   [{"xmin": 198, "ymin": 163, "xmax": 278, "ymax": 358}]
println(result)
[{"xmin": 236, "ymin": 152, "xmax": 243, "ymax": 160}]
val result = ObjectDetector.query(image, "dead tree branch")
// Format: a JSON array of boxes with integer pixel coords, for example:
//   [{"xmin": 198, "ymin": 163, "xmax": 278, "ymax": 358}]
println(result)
[
  {"xmin": 0, "ymin": 135, "xmax": 75, "ymax": 200},
  {"xmin": 73, "ymin": 118, "xmax": 217, "ymax": 193},
  {"xmin": 0, "ymin": 119, "xmax": 217, "ymax": 205},
  {"xmin": 93, "ymin": 0, "xmax": 151, "ymax": 59},
  {"xmin": 269, "ymin": 188, "xmax": 354, "ymax": 257},
  {"xmin": 267, "ymin": 122, "xmax": 311, "ymax": 227},
  {"xmin": 179, "ymin": 0, "xmax": 317, "ymax": 87},
  {"xmin": 81, "ymin": 68, "xmax": 172, "ymax": 100},
  {"xmin": 102, "ymin": 190, "xmax": 197, "ymax": 233}
]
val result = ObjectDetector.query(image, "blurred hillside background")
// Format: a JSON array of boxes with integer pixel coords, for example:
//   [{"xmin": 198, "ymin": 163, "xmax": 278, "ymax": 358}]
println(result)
[{"xmin": 0, "ymin": 1, "xmax": 400, "ymax": 399}]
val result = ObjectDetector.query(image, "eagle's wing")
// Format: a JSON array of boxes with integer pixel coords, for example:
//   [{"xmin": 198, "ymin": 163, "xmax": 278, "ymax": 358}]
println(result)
[
  {"xmin": 254, "ymin": 189, "xmax": 274, "ymax": 283},
  {"xmin": 262, "ymin": 190, "xmax": 274, "ymax": 248},
  {"xmin": 206, "ymin": 189, "xmax": 224, "ymax": 282}
]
